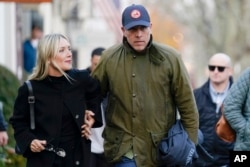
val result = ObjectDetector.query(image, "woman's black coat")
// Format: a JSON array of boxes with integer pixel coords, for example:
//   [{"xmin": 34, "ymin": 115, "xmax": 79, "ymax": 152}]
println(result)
[{"xmin": 9, "ymin": 69, "xmax": 102, "ymax": 167}]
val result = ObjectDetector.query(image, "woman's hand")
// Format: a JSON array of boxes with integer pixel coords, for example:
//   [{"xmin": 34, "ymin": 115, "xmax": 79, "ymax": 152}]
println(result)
[
  {"xmin": 30, "ymin": 139, "xmax": 46, "ymax": 152},
  {"xmin": 81, "ymin": 110, "xmax": 95, "ymax": 139}
]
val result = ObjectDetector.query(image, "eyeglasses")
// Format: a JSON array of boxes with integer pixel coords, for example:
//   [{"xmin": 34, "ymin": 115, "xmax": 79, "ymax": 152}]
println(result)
[
  {"xmin": 208, "ymin": 65, "xmax": 227, "ymax": 72},
  {"xmin": 44, "ymin": 144, "xmax": 66, "ymax": 157}
]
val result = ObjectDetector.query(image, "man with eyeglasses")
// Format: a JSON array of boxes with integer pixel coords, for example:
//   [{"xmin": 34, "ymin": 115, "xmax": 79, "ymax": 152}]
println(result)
[{"xmin": 192, "ymin": 53, "xmax": 234, "ymax": 167}]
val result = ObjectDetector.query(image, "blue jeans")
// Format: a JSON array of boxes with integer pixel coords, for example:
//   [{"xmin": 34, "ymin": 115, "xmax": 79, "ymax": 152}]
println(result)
[{"xmin": 114, "ymin": 157, "xmax": 136, "ymax": 167}]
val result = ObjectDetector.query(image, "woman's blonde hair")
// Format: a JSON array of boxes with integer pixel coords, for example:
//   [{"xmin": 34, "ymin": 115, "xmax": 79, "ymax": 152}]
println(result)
[{"xmin": 29, "ymin": 33, "xmax": 72, "ymax": 81}]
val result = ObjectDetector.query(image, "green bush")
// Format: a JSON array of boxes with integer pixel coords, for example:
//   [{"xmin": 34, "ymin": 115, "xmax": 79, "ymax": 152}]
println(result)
[{"xmin": 0, "ymin": 64, "xmax": 26, "ymax": 167}]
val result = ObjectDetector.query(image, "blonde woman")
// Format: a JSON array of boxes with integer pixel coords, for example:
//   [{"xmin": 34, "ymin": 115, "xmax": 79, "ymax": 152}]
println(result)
[{"xmin": 10, "ymin": 33, "xmax": 102, "ymax": 167}]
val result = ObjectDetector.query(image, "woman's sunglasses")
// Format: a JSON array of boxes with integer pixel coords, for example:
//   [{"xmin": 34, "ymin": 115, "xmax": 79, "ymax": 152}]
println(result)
[
  {"xmin": 208, "ymin": 65, "xmax": 227, "ymax": 72},
  {"xmin": 44, "ymin": 144, "xmax": 66, "ymax": 157}
]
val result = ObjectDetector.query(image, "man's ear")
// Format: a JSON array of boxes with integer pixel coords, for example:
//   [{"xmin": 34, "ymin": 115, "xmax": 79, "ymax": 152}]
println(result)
[
  {"xmin": 121, "ymin": 27, "xmax": 126, "ymax": 37},
  {"xmin": 229, "ymin": 66, "xmax": 234, "ymax": 76}
]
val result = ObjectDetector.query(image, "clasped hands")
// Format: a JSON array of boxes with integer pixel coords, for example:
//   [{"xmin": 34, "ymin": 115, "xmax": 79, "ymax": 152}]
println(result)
[
  {"xmin": 81, "ymin": 110, "xmax": 95, "ymax": 140},
  {"xmin": 30, "ymin": 110, "xmax": 95, "ymax": 152}
]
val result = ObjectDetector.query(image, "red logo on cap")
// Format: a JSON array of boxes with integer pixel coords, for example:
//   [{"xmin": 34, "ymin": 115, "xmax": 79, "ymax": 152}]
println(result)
[{"xmin": 131, "ymin": 9, "xmax": 141, "ymax": 18}]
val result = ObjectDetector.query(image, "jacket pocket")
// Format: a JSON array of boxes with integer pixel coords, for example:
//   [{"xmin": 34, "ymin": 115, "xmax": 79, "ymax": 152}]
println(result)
[
  {"xmin": 103, "ymin": 126, "xmax": 125, "ymax": 162},
  {"xmin": 150, "ymin": 131, "xmax": 167, "ymax": 164}
]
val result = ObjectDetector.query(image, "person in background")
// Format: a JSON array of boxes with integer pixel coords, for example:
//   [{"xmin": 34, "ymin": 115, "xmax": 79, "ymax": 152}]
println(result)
[
  {"xmin": 9, "ymin": 33, "xmax": 102, "ymax": 167},
  {"xmin": 23, "ymin": 24, "xmax": 43, "ymax": 79},
  {"xmin": 91, "ymin": 4, "xmax": 199, "ymax": 167},
  {"xmin": 223, "ymin": 67, "xmax": 250, "ymax": 151},
  {"xmin": 193, "ymin": 53, "xmax": 234, "ymax": 167},
  {"xmin": 0, "ymin": 101, "xmax": 8, "ymax": 146},
  {"xmin": 86, "ymin": 47, "xmax": 113, "ymax": 167},
  {"xmin": 86, "ymin": 47, "xmax": 105, "ymax": 74}
]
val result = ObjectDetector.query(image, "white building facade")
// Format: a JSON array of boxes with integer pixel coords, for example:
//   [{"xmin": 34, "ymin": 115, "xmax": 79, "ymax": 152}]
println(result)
[{"xmin": 0, "ymin": 0, "xmax": 138, "ymax": 81}]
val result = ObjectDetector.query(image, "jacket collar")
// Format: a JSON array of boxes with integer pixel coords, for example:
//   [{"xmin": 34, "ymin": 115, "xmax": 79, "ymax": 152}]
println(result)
[
  {"xmin": 203, "ymin": 76, "xmax": 234, "ymax": 96},
  {"xmin": 123, "ymin": 35, "xmax": 165, "ymax": 65},
  {"xmin": 122, "ymin": 35, "xmax": 152, "ymax": 55}
]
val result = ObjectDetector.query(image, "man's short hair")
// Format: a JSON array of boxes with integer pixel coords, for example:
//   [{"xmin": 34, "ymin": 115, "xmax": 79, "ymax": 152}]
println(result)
[
  {"xmin": 91, "ymin": 47, "xmax": 105, "ymax": 58},
  {"xmin": 31, "ymin": 24, "xmax": 43, "ymax": 31}
]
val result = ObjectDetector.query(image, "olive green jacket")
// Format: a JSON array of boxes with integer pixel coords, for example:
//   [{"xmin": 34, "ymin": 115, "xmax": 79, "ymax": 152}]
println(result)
[{"xmin": 91, "ymin": 39, "xmax": 199, "ymax": 167}]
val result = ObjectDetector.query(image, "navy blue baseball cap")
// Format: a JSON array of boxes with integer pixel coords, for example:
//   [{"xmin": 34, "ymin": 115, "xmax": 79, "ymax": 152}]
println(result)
[{"xmin": 122, "ymin": 4, "xmax": 151, "ymax": 30}]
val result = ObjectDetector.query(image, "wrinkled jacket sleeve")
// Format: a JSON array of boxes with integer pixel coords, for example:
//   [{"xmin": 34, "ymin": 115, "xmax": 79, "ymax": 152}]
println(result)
[
  {"xmin": 171, "ymin": 52, "xmax": 199, "ymax": 144},
  {"xmin": 0, "ymin": 105, "xmax": 7, "ymax": 131},
  {"xmin": 84, "ymin": 72, "xmax": 103, "ymax": 128},
  {"xmin": 224, "ymin": 68, "xmax": 250, "ymax": 139},
  {"xmin": 9, "ymin": 83, "xmax": 36, "ymax": 157}
]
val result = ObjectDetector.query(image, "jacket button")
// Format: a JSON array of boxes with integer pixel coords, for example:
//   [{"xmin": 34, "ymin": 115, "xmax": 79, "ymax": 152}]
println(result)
[
  {"xmin": 75, "ymin": 160, "xmax": 80, "ymax": 165},
  {"xmin": 75, "ymin": 115, "xmax": 79, "ymax": 119},
  {"xmin": 132, "ymin": 73, "xmax": 135, "ymax": 77}
]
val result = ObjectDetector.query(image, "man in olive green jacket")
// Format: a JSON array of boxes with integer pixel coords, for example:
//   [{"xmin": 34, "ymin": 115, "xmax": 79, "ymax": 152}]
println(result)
[{"xmin": 91, "ymin": 4, "xmax": 199, "ymax": 167}]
